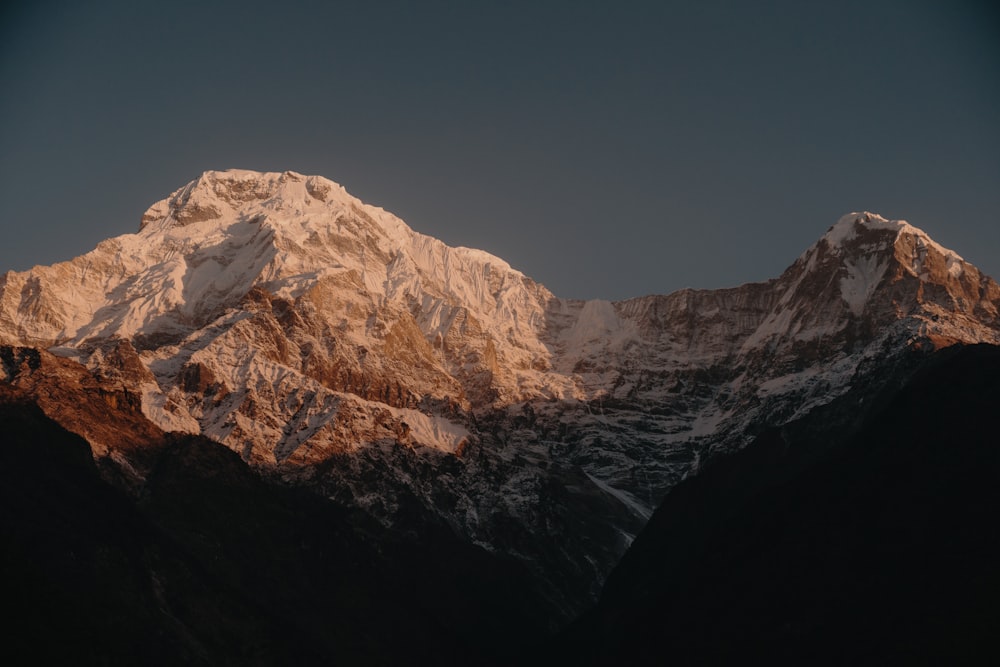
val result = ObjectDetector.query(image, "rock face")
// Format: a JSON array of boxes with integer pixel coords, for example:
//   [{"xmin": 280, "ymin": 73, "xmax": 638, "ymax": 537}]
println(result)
[{"xmin": 2, "ymin": 170, "xmax": 999, "ymax": 619}]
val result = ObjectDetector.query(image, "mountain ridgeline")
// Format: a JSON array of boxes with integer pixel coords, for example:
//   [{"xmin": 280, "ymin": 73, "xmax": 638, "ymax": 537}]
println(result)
[{"xmin": 1, "ymin": 170, "xmax": 998, "ymax": 662}]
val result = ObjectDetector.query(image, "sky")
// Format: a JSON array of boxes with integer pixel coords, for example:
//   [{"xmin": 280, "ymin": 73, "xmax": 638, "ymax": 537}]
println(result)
[{"xmin": 1, "ymin": 0, "xmax": 998, "ymax": 301}]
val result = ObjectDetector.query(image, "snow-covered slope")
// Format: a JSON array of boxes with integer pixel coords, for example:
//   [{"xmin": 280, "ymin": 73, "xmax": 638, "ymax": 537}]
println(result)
[
  {"xmin": 0, "ymin": 170, "xmax": 574, "ymax": 455},
  {"xmin": 2, "ymin": 172, "xmax": 999, "ymax": 619}
]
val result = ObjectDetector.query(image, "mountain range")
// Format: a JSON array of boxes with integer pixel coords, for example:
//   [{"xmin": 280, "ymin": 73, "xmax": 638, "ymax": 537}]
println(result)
[{"xmin": 2, "ymin": 169, "xmax": 998, "ymax": 663}]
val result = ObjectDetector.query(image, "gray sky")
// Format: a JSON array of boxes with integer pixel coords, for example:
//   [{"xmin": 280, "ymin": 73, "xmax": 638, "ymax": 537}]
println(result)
[{"xmin": 1, "ymin": 0, "xmax": 998, "ymax": 300}]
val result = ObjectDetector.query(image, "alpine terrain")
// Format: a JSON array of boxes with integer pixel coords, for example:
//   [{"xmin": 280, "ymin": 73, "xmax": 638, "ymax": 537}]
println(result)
[{"xmin": 2, "ymin": 169, "xmax": 999, "ymax": 661}]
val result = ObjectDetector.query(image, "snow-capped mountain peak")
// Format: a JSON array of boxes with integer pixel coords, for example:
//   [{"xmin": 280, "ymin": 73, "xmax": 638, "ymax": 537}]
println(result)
[
  {"xmin": 820, "ymin": 211, "xmax": 964, "ymax": 273},
  {"xmin": 823, "ymin": 211, "xmax": 899, "ymax": 244},
  {"xmin": 3, "ymin": 171, "xmax": 1000, "ymax": 620},
  {"xmin": 767, "ymin": 211, "xmax": 979, "ymax": 323},
  {"xmin": 3, "ymin": 170, "xmax": 549, "ymax": 363},
  {"xmin": 140, "ymin": 169, "xmax": 355, "ymax": 231}
]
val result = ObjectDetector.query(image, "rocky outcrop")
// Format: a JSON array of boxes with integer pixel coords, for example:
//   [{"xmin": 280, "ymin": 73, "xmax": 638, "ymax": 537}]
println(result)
[{"xmin": 1, "ymin": 344, "xmax": 163, "ymax": 486}]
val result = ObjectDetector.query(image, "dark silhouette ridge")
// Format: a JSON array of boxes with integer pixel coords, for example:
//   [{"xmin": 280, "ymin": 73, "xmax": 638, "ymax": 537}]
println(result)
[{"xmin": 551, "ymin": 344, "xmax": 1000, "ymax": 665}]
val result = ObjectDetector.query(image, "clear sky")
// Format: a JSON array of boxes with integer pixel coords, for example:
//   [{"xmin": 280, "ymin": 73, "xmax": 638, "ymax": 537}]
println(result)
[{"xmin": 1, "ymin": 0, "xmax": 997, "ymax": 300}]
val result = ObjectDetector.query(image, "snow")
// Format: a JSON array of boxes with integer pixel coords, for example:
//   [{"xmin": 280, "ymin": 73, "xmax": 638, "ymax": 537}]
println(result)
[
  {"xmin": 824, "ymin": 212, "xmax": 894, "ymax": 245},
  {"xmin": 383, "ymin": 404, "xmax": 470, "ymax": 453},
  {"xmin": 584, "ymin": 471, "xmax": 652, "ymax": 520},
  {"xmin": 823, "ymin": 211, "xmax": 918, "ymax": 247},
  {"xmin": 947, "ymin": 255, "xmax": 964, "ymax": 279},
  {"xmin": 9, "ymin": 167, "xmax": 559, "ymax": 453},
  {"xmin": 824, "ymin": 212, "xmax": 965, "ymax": 268},
  {"xmin": 565, "ymin": 300, "xmax": 620, "ymax": 344},
  {"xmin": 140, "ymin": 384, "xmax": 200, "ymax": 433},
  {"xmin": 840, "ymin": 254, "xmax": 889, "ymax": 316}
]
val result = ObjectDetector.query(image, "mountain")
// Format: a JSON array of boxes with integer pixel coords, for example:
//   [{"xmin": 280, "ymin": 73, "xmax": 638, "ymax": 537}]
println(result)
[
  {"xmin": 2, "ymin": 169, "xmax": 999, "ymax": 622},
  {"xmin": 0, "ymin": 382, "xmax": 549, "ymax": 665},
  {"xmin": 554, "ymin": 343, "xmax": 1000, "ymax": 665}
]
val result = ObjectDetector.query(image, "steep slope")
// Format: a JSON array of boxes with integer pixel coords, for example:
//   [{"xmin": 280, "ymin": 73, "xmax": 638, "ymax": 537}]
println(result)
[
  {"xmin": 0, "ymin": 384, "xmax": 549, "ymax": 665},
  {"xmin": 556, "ymin": 343, "xmax": 1000, "ymax": 665},
  {"xmin": 1, "ymin": 170, "xmax": 998, "ymax": 619},
  {"xmin": 1, "ymin": 344, "xmax": 164, "ymax": 489}
]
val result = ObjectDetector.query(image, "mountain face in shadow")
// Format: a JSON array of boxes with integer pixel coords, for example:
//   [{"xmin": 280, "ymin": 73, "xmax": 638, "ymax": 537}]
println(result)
[
  {"xmin": 5, "ymin": 344, "xmax": 998, "ymax": 664},
  {"xmin": 554, "ymin": 343, "xmax": 1000, "ymax": 665},
  {"xmin": 0, "ymin": 385, "xmax": 549, "ymax": 666}
]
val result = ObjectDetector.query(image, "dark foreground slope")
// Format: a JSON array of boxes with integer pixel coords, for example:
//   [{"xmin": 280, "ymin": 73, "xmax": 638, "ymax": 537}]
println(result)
[
  {"xmin": 5, "ymin": 342, "xmax": 999, "ymax": 665},
  {"xmin": 0, "ymin": 385, "xmax": 548, "ymax": 666},
  {"xmin": 555, "ymin": 344, "xmax": 1000, "ymax": 666}
]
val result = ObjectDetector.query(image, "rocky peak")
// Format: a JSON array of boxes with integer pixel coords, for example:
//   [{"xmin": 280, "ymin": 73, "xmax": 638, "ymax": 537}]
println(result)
[
  {"xmin": 739, "ymin": 212, "xmax": 1000, "ymax": 348},
  {"xmin": 139, "ymin": 169, "xmax": 350, "ymax": 231},
  {"xmin": 810, "ymin": 212, "xmax": 969, "ymax": 291}
]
